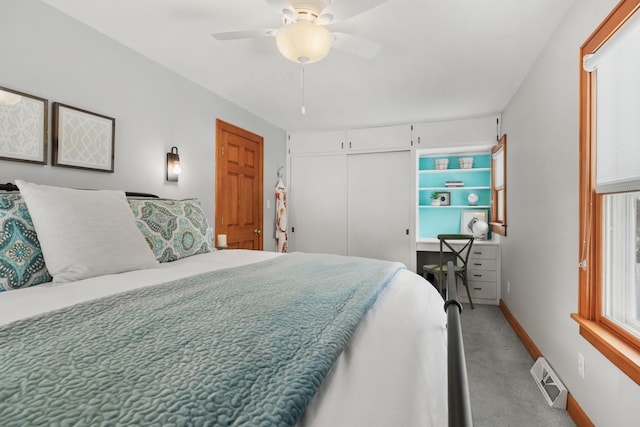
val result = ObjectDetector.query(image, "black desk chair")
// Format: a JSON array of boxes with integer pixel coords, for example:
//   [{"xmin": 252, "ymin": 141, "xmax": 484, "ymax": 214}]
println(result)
[{"xmin": 423, "ymin": 234, "xmax": 475, "ymax": 309}]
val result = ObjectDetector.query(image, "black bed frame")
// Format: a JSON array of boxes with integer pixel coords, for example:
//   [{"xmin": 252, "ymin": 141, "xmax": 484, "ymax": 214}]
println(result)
[
  {"xmin": 0, "ymin": 182, "xmax": 18, "ymax": 192},
  {"xmin": 0, "ymin": 182, "xmax": 158, "ymax": 198},
  {"xmin": 2, "ymin": 181, "xmax": 471, "ymax": 425},
  {"xmin": 445, "ymin": 260, "xmax": 473, "ymax": 426}
]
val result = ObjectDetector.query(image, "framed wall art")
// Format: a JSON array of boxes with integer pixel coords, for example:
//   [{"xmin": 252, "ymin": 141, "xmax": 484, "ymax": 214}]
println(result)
[
  {"xmin": 52, "ymin": 102, "xmax": 115, "ymax": 172},
  {"xmin": 0, "ymin": 86, "xmax": 48, "ymax": 164}
]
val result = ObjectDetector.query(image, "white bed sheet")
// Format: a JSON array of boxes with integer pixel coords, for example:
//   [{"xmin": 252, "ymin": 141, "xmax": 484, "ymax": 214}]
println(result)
[{"xmin": 0, "ymin": 250, "xmax": 447, "ymax": 427}]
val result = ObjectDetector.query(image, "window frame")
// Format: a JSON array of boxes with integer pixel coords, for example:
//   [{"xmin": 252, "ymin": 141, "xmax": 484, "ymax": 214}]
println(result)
[
  {"xmin": 490, "ymin": 134, "xmax": 507, "ymax": 236},
  {"xmin": 574, "ymin": 0, "xmax": 640, "ymax": 386}
]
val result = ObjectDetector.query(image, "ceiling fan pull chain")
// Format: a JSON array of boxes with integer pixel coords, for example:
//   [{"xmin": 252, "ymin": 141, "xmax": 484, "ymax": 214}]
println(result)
[{"xmin": 301, "ymin": 61, "xmax": 306, "ymax": 115}]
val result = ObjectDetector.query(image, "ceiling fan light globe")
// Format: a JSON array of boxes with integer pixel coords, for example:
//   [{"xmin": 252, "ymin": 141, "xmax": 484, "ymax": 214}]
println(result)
[{"xmin": 276, "ymin": 21, "xmax": 332, "ymax": 64}]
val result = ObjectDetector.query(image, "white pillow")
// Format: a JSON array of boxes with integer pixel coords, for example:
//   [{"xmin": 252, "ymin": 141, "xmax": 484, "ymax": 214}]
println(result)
[{"xmin": 15, "ymin": 180, "xmax": 159, "ymax": 284}]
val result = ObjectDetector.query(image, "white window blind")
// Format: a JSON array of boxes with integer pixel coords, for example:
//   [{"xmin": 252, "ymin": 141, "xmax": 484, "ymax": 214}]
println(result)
[
  {"xmin": 583, "ymin": 10, "xmax": 640, "ymax": 194},
  {"xmin": 492, "ymin": 147, "xmax": 504, "ymax": 190}
]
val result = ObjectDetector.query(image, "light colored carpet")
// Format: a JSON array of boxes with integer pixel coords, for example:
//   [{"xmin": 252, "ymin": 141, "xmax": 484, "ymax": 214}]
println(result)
[{"xmin": 460, "ymin": 304, "xmax": 575, "ymax": 427}]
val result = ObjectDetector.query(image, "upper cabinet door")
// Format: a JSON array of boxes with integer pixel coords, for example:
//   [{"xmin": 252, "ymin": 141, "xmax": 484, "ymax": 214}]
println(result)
[
  {"xmin": 413, "ymin": 115, "xmax": 499, "ymax": 148},
  {"xmin": 346, "ymin": 124, "xmax": 412, "ymax": 152},
  {"xmin": 288, "ymin": 130, "xmax": 346, "ymax": 155}
]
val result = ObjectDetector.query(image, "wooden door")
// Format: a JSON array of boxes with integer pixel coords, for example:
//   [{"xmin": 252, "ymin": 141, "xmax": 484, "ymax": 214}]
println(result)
[{"xmin": 215, "ymin": 119, "xmax": 263, "ymax": 250}]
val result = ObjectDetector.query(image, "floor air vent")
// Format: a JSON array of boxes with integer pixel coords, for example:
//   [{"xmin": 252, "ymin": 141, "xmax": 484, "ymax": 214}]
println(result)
[{"xmin": 530, "ymin": 357, "xmax": 567, "ymax": 409}]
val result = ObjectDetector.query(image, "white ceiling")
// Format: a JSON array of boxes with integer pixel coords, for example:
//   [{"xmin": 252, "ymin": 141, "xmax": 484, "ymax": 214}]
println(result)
[{"xmin": 40, "ymin": 0, "xmax": 574, "ymax": 131}]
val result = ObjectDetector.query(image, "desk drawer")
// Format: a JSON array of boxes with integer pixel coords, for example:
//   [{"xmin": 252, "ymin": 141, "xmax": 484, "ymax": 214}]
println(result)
[
  {"xmin": 461, "ymin": 282, "xmax": 497, "ymax": 299},
  {"xmin": 467, "ymin": 259, "xmax": 497, "ymax": 270},
  {"xmin": 468, "ymin": 246, "xmax": 498, "ymax": 260},
  {"xmin": 468, "ymin": 270, "xmax": 497, "ymax": 282}
]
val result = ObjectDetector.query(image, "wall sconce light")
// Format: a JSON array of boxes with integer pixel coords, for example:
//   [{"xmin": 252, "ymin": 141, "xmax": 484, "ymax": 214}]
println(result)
[{"xmin": 166, "ymin": 146, "xmax": 181, "ymax": 182}]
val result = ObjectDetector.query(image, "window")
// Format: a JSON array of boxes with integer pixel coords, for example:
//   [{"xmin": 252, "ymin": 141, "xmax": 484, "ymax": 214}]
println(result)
[
  {"xmin": 602, "ymin": 193, "xmax": 640, "ymax": 338},
  {"xmin": 574, "ymin": 0, "xmax": 640, "ymax": 385}
]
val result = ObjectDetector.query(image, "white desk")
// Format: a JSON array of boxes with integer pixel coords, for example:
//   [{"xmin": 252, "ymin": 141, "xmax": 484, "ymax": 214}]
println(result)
[{"xmin": 416, "ymin": 239, "xmax": 500, "ymax": 305}]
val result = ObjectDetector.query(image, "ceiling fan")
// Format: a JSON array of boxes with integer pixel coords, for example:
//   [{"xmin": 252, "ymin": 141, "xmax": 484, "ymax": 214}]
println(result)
[{"xmin": 211, "ymin": 0, "xmax": 388, "ymax": 64}]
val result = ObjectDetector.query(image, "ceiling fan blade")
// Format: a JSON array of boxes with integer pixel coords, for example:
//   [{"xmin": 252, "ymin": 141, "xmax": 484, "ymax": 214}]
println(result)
[
  {"xmin": 264, "ymin": 0, "xmax": 296, "ymax": 18},
  {"xmin": 212, "ymin": 29, "xmax": 277, "ymax": 41},
  {"xmin": 320, "ymin": 0, "xmax": 388, "ymax": 23},
  {"xmin": 332, "ymin": 32, "xmax": 381, "ymax": 59}
]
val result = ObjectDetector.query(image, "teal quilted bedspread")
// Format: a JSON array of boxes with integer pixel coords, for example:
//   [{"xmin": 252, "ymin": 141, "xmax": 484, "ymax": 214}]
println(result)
[{"xmin": 0, "ymin": 252, "xmax": 403, "ymax": 426}]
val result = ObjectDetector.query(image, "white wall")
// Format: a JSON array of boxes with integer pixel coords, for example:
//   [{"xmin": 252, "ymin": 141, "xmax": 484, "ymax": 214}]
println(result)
[
  {"xmin": 0, "ymin": 0, "xmax": 286, "ymax": 251},
  {"xmin": 501, "ymin": 0, "xmax": 640, "ymax": 424}
]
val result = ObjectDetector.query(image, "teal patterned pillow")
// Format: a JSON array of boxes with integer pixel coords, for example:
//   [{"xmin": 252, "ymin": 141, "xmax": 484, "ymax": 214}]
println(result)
[
  {"xmin": 128, "ymin": 198, "xmax": 214, "ymax": 263},
  {"xmin": 0, "ymin": 193, "xmax": 52, "ymax": 291}
]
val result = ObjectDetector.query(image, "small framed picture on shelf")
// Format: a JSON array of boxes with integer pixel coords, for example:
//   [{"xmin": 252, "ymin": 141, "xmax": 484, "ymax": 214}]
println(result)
[{"xmin": 435, "ymin": 192, "xmax": 450, "ymax": 206}]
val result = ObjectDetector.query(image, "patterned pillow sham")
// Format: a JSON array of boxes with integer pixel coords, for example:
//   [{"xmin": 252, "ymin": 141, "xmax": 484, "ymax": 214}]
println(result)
[
  {"xmin": 128, "ymin": 198, "xmax": 214, "ymax": 263},
  {"xmin": 0, "ymin": 193, "xmax": 52, "ymax": 291}
]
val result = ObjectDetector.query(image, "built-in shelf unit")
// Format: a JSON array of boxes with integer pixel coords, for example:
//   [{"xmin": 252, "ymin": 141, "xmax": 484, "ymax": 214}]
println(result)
[{"xmin": 417, "ymin": 145, "xmax": 493, "ymax": 240}]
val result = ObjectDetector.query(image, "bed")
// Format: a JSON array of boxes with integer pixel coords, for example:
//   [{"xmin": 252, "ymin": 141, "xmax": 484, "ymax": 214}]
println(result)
[{"xmin": 0, "ymin": 180, "xmax": 467, "ymax": 426}]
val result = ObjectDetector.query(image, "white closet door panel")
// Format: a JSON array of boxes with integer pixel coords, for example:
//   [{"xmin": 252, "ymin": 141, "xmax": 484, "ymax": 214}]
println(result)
[
  {"xmin": 288, "ymin": 130, "xmax": 346, "ymax": 155},
  {"xmin": 289, "ymin": 155, "xmax": 347, "ymax": 255},
  {"xmin": 347, "ymin": 151, "xmax": 412, "ymax": 266}
]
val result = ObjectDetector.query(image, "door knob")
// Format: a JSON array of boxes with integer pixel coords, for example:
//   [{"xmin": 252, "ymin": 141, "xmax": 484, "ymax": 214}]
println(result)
[{"xmin": 254, "ymin": 229, "xmax": 262, "ymax": 235}]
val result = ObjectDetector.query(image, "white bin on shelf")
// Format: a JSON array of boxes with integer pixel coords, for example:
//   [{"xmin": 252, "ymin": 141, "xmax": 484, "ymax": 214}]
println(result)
[
  {"xmin": 457, "ymin": 157, "xmax": 474, "ymax": 169},
  {"xmin": 434, "ymin": 158, "xmax": 449, "ymax": 170}
]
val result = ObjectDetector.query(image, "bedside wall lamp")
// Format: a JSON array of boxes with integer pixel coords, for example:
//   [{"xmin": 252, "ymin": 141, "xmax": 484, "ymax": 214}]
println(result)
[{"xmin": 166, "ymin": 146, "xmax": 181, "ymax": 182}]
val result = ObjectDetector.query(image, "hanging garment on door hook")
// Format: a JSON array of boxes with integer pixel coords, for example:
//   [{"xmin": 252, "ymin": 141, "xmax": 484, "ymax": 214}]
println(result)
[{"xmin": 275, "ymin": 178, "xmax": 288, "ymax": 253}]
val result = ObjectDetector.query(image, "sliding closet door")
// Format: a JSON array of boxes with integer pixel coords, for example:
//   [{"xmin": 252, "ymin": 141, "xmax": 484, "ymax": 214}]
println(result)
[
  {"xmin": 347, "ymin": 151, "xmax": 412, "ymax": 266},
  {"xmin": 288, "ymin": 154, "xmax": 348, "ymax": 255}
]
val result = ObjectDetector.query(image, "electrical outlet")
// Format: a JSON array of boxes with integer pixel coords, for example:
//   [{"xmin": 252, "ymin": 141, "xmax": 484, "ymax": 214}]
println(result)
[
  {"xmin": 507, "ymin": 281, "xmax": 511, "ymax": 293},
  {"xmin": 578, "ymin": 353, "xmax": 585, "ymax": 378}
]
